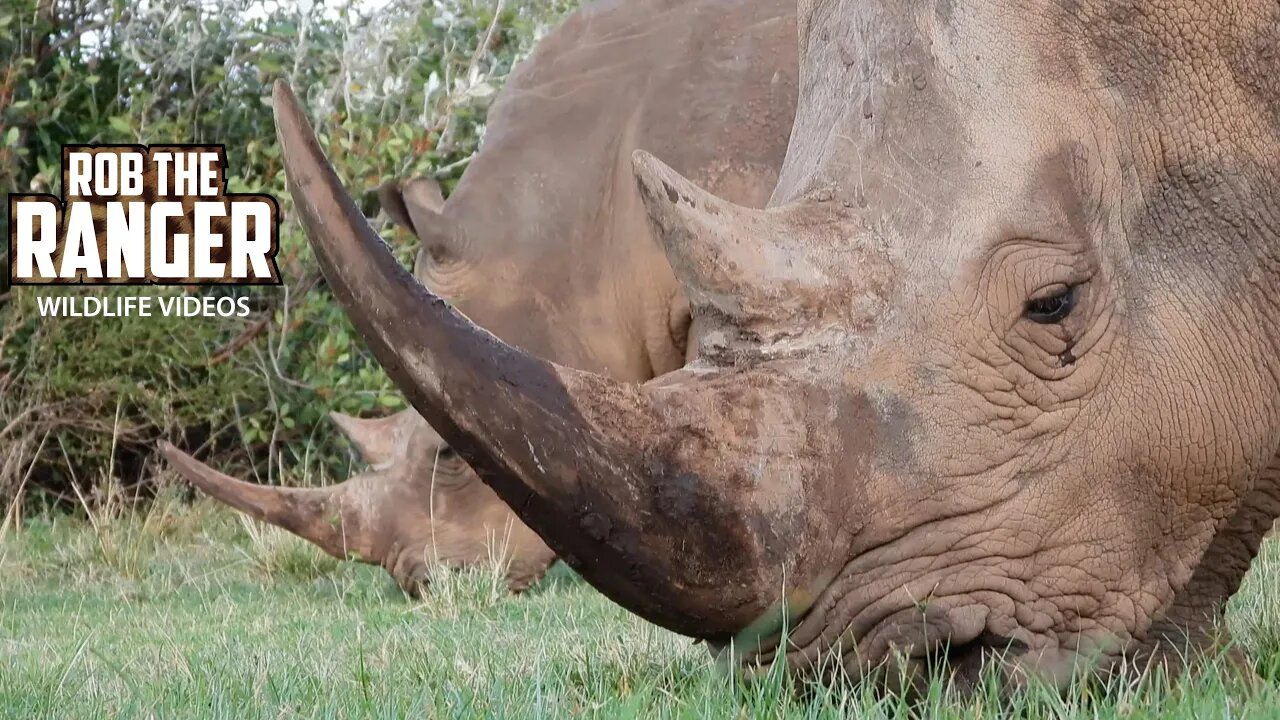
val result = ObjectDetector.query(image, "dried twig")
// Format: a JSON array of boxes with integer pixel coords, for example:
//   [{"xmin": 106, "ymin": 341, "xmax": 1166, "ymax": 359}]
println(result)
[
  {"xmin": 210, "ymin": 316, "xmax": 271, "ymax": 366},
  {"xmin": 209, "ymin": 273, "xmax": 319, "ymax": 365}
]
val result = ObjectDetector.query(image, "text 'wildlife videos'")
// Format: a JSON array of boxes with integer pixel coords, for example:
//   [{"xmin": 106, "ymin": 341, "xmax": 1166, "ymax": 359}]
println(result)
[{"xmin": 34, "ymin": 294, "xmax": 252, "ymax": 318}]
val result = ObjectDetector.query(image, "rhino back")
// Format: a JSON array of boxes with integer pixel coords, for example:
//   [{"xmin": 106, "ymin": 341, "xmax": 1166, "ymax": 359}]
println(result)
[
  {"xmin": 438, "ymin": 0, "xmax": 797, "ymax": 379},
  {"xmin": 453, "ymin": 0, "xmax": 795, "ymax": 218}
]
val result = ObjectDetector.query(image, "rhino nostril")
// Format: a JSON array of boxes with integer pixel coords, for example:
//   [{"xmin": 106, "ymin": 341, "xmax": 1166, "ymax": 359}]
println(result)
[
  {"xmin": 394, "ymin": 560, "xmax": 431, "ymax": 599},
  {"xmin": 944, "ymin": 631, "xmax": 1030, "ymax": 690}
]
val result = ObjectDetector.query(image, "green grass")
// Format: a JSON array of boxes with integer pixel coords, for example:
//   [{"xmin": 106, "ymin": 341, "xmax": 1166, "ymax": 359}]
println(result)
[{"xmin": 4, "ymin": 495, "xmax": 1280, "ymax": 718}]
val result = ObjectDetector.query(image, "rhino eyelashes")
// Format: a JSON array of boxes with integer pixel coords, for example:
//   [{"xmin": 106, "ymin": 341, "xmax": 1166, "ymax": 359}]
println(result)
[{"xmin": 1024, "ymin": 285, "xmax": 1077, "ymax": 324}]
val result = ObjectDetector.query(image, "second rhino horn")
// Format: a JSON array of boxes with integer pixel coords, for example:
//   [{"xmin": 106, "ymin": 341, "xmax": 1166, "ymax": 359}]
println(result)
[{"xmin": 330, "ymin": 408, "xmax": 416, "ymax": 467}]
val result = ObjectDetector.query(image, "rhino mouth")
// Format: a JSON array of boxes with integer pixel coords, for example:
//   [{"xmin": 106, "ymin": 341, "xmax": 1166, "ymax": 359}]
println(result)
[
  {"xmin": 715, "ymin": 554, "xmax": 1125, "ymax": 694},
  {"xmin": 933, "ymin": 631, "xmax": 1033, "ymax": 692},
  {"xmin": 741, "ymin": 613, "xmax": 1040, "ymax": 694}
]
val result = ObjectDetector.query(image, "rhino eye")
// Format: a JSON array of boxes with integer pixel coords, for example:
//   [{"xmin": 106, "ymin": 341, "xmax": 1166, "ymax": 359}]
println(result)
[
  {"xmin": 435, "ymin": 445, "xmax": 458, "ymax": 462},
  {"xmin": 1025, "ymin": 285, "xmax": 1076, "ymax": 324}
]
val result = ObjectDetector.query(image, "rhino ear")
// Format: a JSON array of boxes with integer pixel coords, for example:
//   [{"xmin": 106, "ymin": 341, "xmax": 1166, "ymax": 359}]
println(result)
[
  {"xmin": 378, "ymin": 180, "xmax": 416, "ymax": 231},
  {"xmin": 401, "ymin": 177, "xmax": 446, "ymax": 223},
  {"xmin": 330, "ymin": 408, "xmax": 417, "ymax": 467},
  {"xmin": 377, "ymin": 177, "xmax": 461, "ymax": 270},
  {"xmin": 378, "ymin": 177, "xmax": 444, "ymax": 230}
]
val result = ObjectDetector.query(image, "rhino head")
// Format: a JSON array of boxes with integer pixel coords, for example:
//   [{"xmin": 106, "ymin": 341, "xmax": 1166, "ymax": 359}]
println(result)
[
  {"xmin": 164, "ymin": 0, "xmax": 797, "ymax": 596},
  {"xmin": 272, "ymin": 0, "xmax": 1279, "ymax": 688},
  {"xmin": 163, "ymin": 409, "xmax": 556, "ymax": 594}
]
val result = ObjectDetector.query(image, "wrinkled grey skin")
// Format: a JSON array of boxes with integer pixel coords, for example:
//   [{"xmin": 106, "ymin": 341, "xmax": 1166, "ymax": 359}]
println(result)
[
  {"xmin": 164, "ymin": 0, "xmax": 797, "ymax": 596},
  {"xmin": 270, "ymin": 0, "xmax": 1280, "ymax": 693}
]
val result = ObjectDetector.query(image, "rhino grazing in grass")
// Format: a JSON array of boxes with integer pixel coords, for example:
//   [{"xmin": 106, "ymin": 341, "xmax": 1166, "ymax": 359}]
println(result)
[
  {"xmin": 266, "ymin": 0, "xmax": 1280, "ymax": 690},
  {"xmin": 161, "ymin": 0, "xmax": 798, "ymax": 596}
]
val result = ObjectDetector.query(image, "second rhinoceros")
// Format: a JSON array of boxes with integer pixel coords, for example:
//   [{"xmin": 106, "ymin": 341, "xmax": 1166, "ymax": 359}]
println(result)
[{"xmin": 162, "ymin": 0, "xmax": 797, "ymax": 595}]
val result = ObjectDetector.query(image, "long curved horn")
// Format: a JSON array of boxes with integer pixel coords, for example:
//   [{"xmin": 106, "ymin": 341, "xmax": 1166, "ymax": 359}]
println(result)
[
  {"xmin": 272, "ymin": 81, "xmax": 812, "ymax": 640},
  {"xmin": 159, "ymin": 442, "xmax": 382, "ymax": 563}
]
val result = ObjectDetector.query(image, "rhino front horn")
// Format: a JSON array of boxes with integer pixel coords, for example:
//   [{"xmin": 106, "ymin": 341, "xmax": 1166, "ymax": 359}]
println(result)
[
  {"xmin": 271, "ymin": 80, "xmax": 784, "ymax": 639},
  {"xmin": 159, "ymin": 441, "xmax": 377, "ymax": 563}
]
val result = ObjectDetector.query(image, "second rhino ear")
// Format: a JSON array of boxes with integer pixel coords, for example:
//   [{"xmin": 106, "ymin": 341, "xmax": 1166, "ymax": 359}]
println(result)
[
  {"xmin": 330, "ymin": 408, "xmax": 418, "ymax": 467},
  {"xmin": 377, "ymin": 177, "xmax": 462, "ymax": 271},
  {"xmin": 378, "ymin": 177, "xmax": 444, "ymax": 232}
]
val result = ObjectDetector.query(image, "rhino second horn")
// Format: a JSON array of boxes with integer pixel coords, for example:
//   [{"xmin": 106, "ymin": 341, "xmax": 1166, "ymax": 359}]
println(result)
[
  {"xmin": 158, "ymin": 441, "xmax": 380, "ymax": 564},
  {"xmin": 631, "ymin": 150, "xmax": 763, "ymax": 320},
  {"xmin": 631, "ymin": 150, "xmax": 858, "ymax": 331},
  {"xmin": 271, "ymin": 80, "xmax": 777, "ymax": 639},
  {"xmin": 330, "ymin": 409, "xmax": 415, "ymax": 467}
]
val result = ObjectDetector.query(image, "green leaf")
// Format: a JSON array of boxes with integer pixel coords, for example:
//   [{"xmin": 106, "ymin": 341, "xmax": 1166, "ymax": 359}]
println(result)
[
  {"xmin": 108, "ymin": 116, "xmax": 131, "ymax": 134},
  {"xmin": 3, "ymin": 127, "xmax": 18, "ymax": 148},
  {"xmin": 258, "ymin": 56, "xmax": 284, "ymax": 74}
]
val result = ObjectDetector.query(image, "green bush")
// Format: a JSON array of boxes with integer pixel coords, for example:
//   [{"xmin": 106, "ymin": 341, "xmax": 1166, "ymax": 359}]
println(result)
[{"xmin": 0, "ymin": 0, "xmax": 577, "ymax": 504}]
